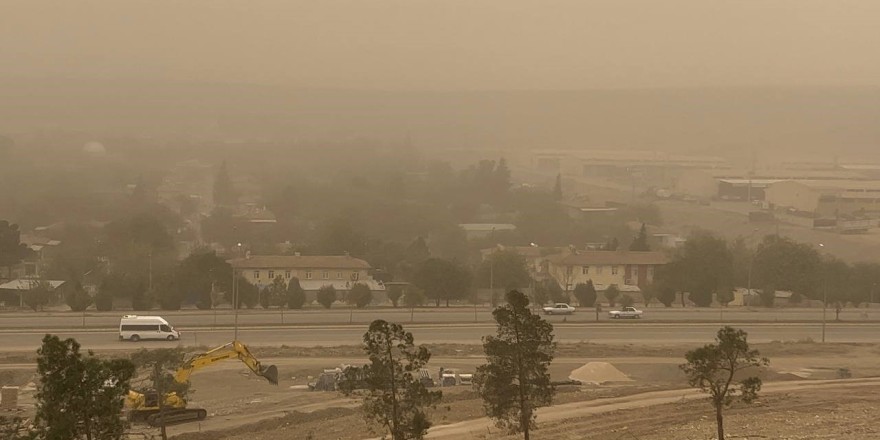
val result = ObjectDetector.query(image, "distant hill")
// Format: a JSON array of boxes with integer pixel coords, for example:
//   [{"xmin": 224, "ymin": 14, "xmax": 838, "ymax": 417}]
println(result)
[{"xmin": 2, "ymin": 78, "xmax": 879, "ymax": 159}]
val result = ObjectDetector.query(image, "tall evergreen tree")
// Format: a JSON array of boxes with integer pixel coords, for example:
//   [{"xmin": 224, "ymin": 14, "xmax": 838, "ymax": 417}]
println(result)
[
  {"xmin": 475, "ymin": 290, "xmax": 556, "ymax": 440},
  {"xmin": 629, "ymin": 223, "xmax": 650, "ymax": 251},
  {"xmin": 339, "ymin": 320, "xmax": 442, "ymax": 440},
  {"xmin": 552, "ymin": 174, "xmax": 563, "ymax": 201},
  {"xmin": 213, "ymin": 161, "xmax": 238, "ymax": 207},
  {"xmin": 493, "ymin": 157, "xmax": 512, "ymax": 198}
]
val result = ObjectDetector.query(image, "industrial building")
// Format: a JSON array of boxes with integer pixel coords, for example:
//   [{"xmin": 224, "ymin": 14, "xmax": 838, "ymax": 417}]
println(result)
[{"xmin": 765, "ymin": 180, "xmax": 880, "ymax": 217}]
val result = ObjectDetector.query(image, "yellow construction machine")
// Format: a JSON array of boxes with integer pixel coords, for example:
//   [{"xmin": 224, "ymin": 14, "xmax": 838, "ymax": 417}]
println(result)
[{"xmin": 126, "ymin": 340, "xmax": 278, "ymax": 427}]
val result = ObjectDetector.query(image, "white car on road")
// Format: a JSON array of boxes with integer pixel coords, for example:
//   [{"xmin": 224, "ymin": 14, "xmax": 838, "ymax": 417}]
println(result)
[
  {"xmin": 608, "ymin": 307, "xmax": 643, "ymax": 319},
  {"xmin": 542, "ymin": 303, "xmax": 576, "ymax": 315}
]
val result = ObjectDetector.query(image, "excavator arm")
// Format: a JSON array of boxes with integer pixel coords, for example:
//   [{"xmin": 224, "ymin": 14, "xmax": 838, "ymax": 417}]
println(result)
[
  {"xmin": 173, "ymin": 341, "xmax": 279, "ymax": 385},
  {"xmin": 126, "ymin": 340, "xmax": 278, "ymax": 427}
]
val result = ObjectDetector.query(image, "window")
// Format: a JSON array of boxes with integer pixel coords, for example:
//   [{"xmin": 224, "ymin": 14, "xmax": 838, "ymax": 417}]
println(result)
[
  {"xmin": 322, "ymin": 271, "xmax": 329, "ymax": 280},
  {"xmin": 253, "ymin": 270, "xmax": 260, "ymax": 279},
  {"xmin": 337, "ymin": 272, "xmax": 343, "ymax": 280},
  {"xmin": 268, "ymin": 270, "xmax": 274, "ymax": 279},
  {"xmin": 582, "ymin": 266, "xmax": 589, "ymax": 275},
  {"xmin": 352, "ymin": 272, "xmax": 359, "ymax": 281},
  {"xmin": 596, "ymin": 266, "xmax": 604, "ymax": 274},
  {"xmin": 647, "ymin": 266, "xmax": 654, "ymax": 278},
  {"xmin": 612, "ymin": 265, "xmax": 619, "ymax": 275},
  {"xmin": 285, "ymin": 271, "xmax": 291, "ymax": 279},
  {"xmin": 121, "ymin": 324, "xmax": 159, "ymax": 332},
  {"xmin": 160, "ymin": 325, "xmax": 171, "ymax": 332},
  {"xmin": 306, "ymin": 271, "xmax": 312, "ymax": 280}
]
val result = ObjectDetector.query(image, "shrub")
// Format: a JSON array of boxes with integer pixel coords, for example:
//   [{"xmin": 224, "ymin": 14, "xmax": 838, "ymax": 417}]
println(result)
[
  {"xmin": 604, "ymin": 284, "xmax": 620, "ymax": 307},
  {"xmin": 349, "ymin": 283, "xmax": 372, "ymax": 309},
  {"xmin": 95, "ymin": 283, "xmax": 114, "ymax": 311},
  {"xmin": 387, "ymin": 285, "xmax": 403, "ymax": 307},
  {"xmin": 286, "ymin": 277, "xmax": 306, "ymax": 309},
  {"xmin": 573, "ymin": 282, "xmax": 597, "ymax": 307},
  {"xmin": 403, "ymin": 287, "xmax": 426, "ymax": 308},
  {"xmin": 317, "ymin": 285, "xmax": 337, "ymax": 309},
  {"xmin": 65, "ymin": 283, "xmax": 92, "ymax": 312}
]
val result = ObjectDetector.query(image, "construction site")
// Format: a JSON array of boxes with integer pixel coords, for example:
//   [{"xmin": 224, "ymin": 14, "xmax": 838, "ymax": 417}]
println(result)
[{"xmin": 2, "ymin": 340, "xmax": 880, "ymax": 439}]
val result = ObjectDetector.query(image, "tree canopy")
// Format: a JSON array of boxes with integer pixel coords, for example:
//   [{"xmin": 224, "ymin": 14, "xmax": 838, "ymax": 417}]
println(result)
[
  {"xmin": 680, "ymin": 327, "xmax": 767, "ymax": 440},
  {"xmin": 475, "ymin": 290, "xmax": 556, "ymax": 439},
  {"xmin": 339, "ymin": 320, "xmax": 441, "ymax": 440},
  {"xmin": 35, "ymin": 335, "xmax": 136, "ymax": 440},
  {"xmin": 477, "ymin": 250, "xmax": 531, "ymax": 290},
  {"xmin": 660, "ymin": 231, "xmax": 733, "ymax": 307},
  {"xmin": 411, "ymin": 258, "xmax": 472, "ymax": 307}
]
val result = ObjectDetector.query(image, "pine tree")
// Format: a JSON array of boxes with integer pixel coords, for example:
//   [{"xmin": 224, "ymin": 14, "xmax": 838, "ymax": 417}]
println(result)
[
  {"xmin": 339, "ymin": 320, "xmax": 442, "ymax": 440},
  {"xmin": 475, "ymin": 290, "xmax": 556, "ymax": 439},
  {"xmin": 552, "ymin": 174, "xmax": 563, "ymax": 201},
  {"xmin": 680, "ymin": 327, "xmax": 768, "ymax": 440},
  {"xmin": 629, "ymin": 223, "xmax": 650, "ymax": 251},
  {"xmin": 493, "ymin": 157, "xmax": 512, "ymax": 198},
  {"xmin": 213, "ymin": 161, "xmax": 238, "ymax": 207}
]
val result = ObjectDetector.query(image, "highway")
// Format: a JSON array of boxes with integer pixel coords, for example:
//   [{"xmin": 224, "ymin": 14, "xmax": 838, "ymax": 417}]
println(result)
[
  {"xmin": 2, "ymin": 306, "xmax": 879, "ymax": 330},
  {"xmin": 3, "ymin": 322, "xmax": 880, "ymax": 352}
]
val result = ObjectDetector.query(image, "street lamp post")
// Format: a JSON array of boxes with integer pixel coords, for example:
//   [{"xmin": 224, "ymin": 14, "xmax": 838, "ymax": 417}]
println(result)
[
  {"xmin": 819, "ymin": 243, "xmax": 827, "ymax": 343},
  {"xmin": 234, "ymin": 242, "xmax": 242, "ymax": 341},
  {"xmin": 232, "ymin": 266, "xmax": 238, "ymax": 341}
]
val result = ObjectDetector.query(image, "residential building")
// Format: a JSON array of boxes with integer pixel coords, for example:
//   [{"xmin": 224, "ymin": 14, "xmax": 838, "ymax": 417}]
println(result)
[
  {"xmin": 652, "ymin": 233, "xmax": 687, "ymax": 249},
  {"xmin": 546, "ymin": 250, "xmax": 668, "ymax": 293},
  {"xmin": 228, "ymin": 255, "xmax": 386, "ymax": 302},
  {"xmin": 458, "ymin": 223, "xmax": 517, "ymax": 240}
]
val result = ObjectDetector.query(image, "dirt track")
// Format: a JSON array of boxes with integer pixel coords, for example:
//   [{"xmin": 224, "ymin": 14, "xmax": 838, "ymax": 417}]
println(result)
[
  {"xmin": 4, "ymin": 342, "xmax": 878, "ymax": 439},
  {"xmin": 426, "ymin": 378, "xmax": 880, "ymax": 439}
]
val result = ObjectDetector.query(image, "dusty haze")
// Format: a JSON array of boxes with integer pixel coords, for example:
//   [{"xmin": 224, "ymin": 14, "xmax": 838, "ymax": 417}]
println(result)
[
  {"xmin": 4, "ymin": 1, "xmax": 880, "ymax": 90},
  {"xmin": 2, "ymin": 1, "xmax": 880, "ymax": 156}
]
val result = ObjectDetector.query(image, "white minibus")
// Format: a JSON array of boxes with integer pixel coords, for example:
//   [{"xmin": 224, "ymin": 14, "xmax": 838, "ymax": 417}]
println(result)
[{"xmin": 119, "ymin": 315, "xmax": 180, "ymax": 341}]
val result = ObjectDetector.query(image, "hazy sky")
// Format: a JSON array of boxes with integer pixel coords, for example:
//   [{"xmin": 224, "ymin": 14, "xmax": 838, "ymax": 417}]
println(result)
[{"xmin": 4, "ymin": 1, "xmax": 880, "ymax": 90}]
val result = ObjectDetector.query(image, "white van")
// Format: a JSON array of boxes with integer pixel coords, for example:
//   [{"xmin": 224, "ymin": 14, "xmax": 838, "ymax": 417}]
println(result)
[{"xmin": 119, "ymin": 315, "xmax": 180, "ymax": 342}]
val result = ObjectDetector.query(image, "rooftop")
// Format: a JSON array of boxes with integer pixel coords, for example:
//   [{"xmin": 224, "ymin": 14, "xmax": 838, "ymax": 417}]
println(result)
[
  {"xmin": 458, "ymin": 223, "xmax": 517, "ymax": 232},
  {"xmin": 229, "ymin": 255, "xmax": 371, "ymax": 270},
  {"xmin": 548, "ymin": 251, "xmax": 669, "ymax": 266}
]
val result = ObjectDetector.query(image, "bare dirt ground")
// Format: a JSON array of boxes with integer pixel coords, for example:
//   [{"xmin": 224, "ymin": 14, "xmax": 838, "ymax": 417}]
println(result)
[{"xmin": 3, "ymin": 342, "xmax": 880, "ymax": 440}]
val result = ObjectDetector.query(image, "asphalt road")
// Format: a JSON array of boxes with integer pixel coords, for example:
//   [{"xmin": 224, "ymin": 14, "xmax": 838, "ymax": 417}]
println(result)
[
  {"xmin": 2, "ymin": 307, "xmax": 878, "ymax": 330},
  {"xmin": 3, "ymin": 322, "xmax": 879, "ymax": 352}
]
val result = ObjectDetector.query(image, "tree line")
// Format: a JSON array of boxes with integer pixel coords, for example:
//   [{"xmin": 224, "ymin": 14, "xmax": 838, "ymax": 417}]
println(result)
[{"xmin": 649, "ymin": 231, "xmax": 880, "ymax": 309}]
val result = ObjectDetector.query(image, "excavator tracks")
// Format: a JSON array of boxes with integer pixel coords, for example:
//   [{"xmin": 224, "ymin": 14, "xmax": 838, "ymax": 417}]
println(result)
[{"xmin": 145, "ymin": 408, "xmax": 208, "ymax": 427}]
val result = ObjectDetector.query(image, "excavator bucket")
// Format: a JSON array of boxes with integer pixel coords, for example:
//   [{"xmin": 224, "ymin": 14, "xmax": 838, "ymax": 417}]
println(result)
[{"xmin": 259, "ymin": 364, "xmax": 279, "ymax": 385}]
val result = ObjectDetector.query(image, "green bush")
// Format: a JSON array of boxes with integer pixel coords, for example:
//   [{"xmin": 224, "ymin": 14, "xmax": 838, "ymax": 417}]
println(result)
[
  {"xmin": 287, "ymin": 277, "xmax": 306, "ymax": 309},
  {"xmin": 65, "ymin": 285, "xmax": 92, "ymax": 312},
  {"xmin": 317, "ymin": 285, "xmax": 337, "ymax": 309},
  {"xmin": 349, "ymin": 283, "xmax": 372, "ymax": 309}
]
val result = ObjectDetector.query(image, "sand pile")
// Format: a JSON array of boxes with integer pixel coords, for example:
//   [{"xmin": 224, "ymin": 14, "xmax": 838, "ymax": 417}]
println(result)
[{"xmin": 569, "ymin": 362, "xmax": 633, "ymax": 384}]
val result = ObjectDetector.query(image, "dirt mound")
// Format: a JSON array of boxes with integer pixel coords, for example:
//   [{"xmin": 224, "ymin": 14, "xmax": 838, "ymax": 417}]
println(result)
[{"xmin": 569, "ymin": 362, "xmax": 633, "ymax": 385}]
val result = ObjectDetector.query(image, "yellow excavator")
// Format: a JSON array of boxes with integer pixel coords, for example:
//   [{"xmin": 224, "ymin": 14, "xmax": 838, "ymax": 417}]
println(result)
[{"xmin": 126, "ymin": 340, "xmax": 278, "ymax": 427}]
